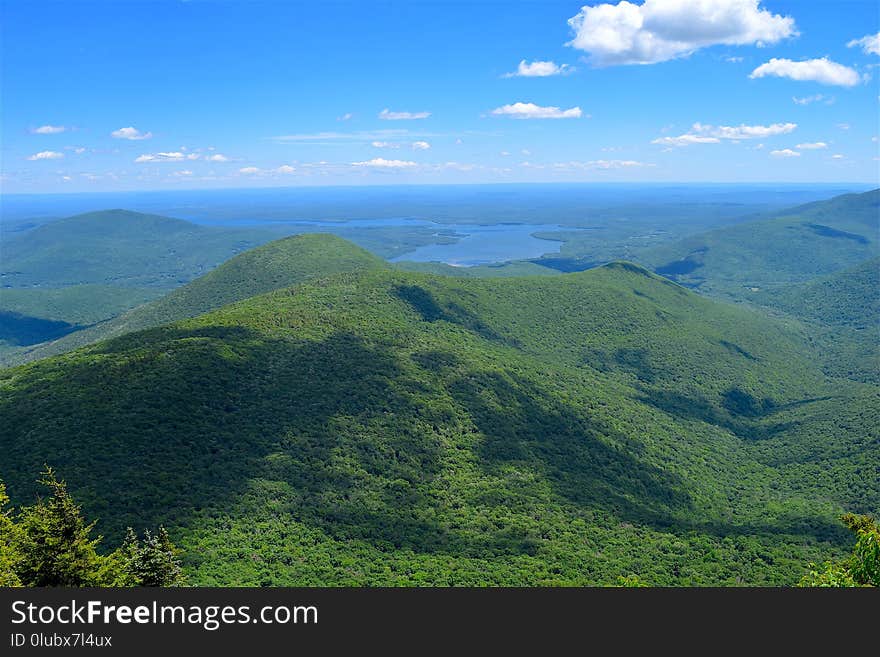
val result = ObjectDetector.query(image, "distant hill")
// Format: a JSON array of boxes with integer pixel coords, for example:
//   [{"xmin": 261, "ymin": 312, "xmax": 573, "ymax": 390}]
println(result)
[
  {"xmin": 2, "ymin": 249, "xmax": 875, "ymax": 586},
  {"xmin": 3, "ymin": 233, "xmax": 388, "ymax": 365},
  {"xmin": 638, "ymin": 189, "xmax": 879, "ymax": 298},
  {"xmin": 0, "ymin": 209, "xmax": 278, "ymax": 288}
]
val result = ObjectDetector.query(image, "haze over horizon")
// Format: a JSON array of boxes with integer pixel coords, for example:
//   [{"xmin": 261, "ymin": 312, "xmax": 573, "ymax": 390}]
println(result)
[{"xmin": 2, "ymin": 0, "xmax": 879, "ymax": 194}]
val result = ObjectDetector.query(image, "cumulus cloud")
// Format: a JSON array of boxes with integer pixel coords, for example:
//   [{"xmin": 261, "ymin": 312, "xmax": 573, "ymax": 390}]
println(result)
[
  {"xmin": 276, "ymin": 165, "xmax": 296, "ymax": 174},
  {"xmin": 848, "ymin": 32, "xmax": 880, "ymax": 56},
  {"xmin": 796, "ymin": 142, "xmax": 828, "ymax": 150},
  {"xmin": 337, "ymin": 112, "xmax": 354, "ymax": 121},
  {"xmin": 205, "ymin": 154, "xmax": 228, "ymax": 162},
  {"xmin": 504, "ymin": 60, "xmax": 573, "ymax": 77},
  {"xmin": 490, "ymin": 102, "xmax": 583, "ymax": 119},
  {"xmin": 27, "ymin": 150, "xmax": 64, "ymax": 160},
  {"xmin": 371, "ymin": 141, "xmax": 399, "ymax": 149},
  {"xmin": 770, "ymin": 148, "xmax": 800, "ymax": 157},
  {"xmin": 750, "ymin": 58, "xmax": 861, "ymax": 86},
  {"xmin": 831, "ymin": 154, "xmax": 845, "ymax": 159},
  {"xmin": 378, "ymin": 109, "xmax": 431, "ymax": 120},
  {"xmin": 134, "ymin": 152, "xmax": 187, "ymax": 163},
  {"xmin": 411, "ymin": 141, "xmax": 431, "ymax": 150},
  {"xmin": 652, "ymin": 134, "xmax": 720, "ymax": 146},
  {"xmin": 239, "ymin": 167, "xmax": 261, "ymax": 174},
  {"xmin": 352, "ymin": 158, "xmax": 418, "ymax": 168},
  {"xmin": 111, "ymin": 126, "xmax": 153, "ymax": 140},
  {"xmin": 174, "ymin": 170, "xmax": 194, "ymax": 176},
  {"xmin": 652, "ymin": 122, "xmax": 795, "ymax": 146},
  {"xmin": 567, "ymin": 0, "xmax": 797, "ymax": 66},
  {"xmin": 31, "ymin": 125, "xmax": 66, "ymax": 134},
  {"xmin": 692, "ymin": 122, "xmax": 797, "ymax": 139}
]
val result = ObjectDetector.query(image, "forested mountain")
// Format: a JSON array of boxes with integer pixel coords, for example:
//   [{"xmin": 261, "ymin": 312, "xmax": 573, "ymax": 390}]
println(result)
[
  {"xmin": 2, "ymin": 250, "xmax": 876, "ymax": 585},
  {"xmin": 751, "ymin": 258, "xmax": 879, "ymax": 383},
  {"xmin": 638, "ymin": 189, "xmax": 878, "ymax": 299},
  {"xmin": 0, "ymin": 209, "xmax": 276, "ymax": 288},
  {"xmin": 0, "ymin": 209, "xmax": 280, "ymax": 360},
  {"xmin": 3, "ymin": 234, "xmax": 387, "ymax": 365}
]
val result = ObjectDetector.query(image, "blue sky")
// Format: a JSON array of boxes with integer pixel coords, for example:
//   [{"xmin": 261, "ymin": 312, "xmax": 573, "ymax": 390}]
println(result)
[{"xmin": 2, "ymin": 0, "xmax": 878, "ymax": 192}]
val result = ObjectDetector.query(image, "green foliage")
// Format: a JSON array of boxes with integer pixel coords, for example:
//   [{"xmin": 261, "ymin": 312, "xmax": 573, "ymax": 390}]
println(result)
[
  {"xmin": 14, "ymin": 468, "xmax": 104, "ymax": 586},
  {"xmin": 750, "ymin": 259, "xmax": 880, "ymax": 384},
  {"xmin": 0, "ymin": 483, "xmax": 22, "ymax": 586},
  {"xmin": 1, "ymin": 259, "xmax": 874, "ymax": 586},
  {"xmin": 0, "ymin": 470, "xmax": 184, "ymax": 587},
  {"xmin": 110, "ymin": 527, "xmax": 186, "ymax": 587},
  {"xmin": 799, "ymin": 514, "xmax": 879, "ymax": 587}
]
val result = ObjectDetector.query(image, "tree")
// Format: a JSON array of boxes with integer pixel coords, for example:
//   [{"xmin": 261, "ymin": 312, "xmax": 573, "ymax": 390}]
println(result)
[
  {"xmin": 15, "ymin": 468, "xmax": 104, "ymax": 586},
  {"xmin": 117, "ymin": 527, "xmax": 186, "ymax": 587},
  {"xmin": 0, "ymin": 483, "xmax": 23, "ymax": 586},
  {"xmin": 1, "ymin": 469, "xmax": 186, "ymax": 587},
  {"xmin": 799, "ymin": 513, "xmax": 879, "ymax": 587}
]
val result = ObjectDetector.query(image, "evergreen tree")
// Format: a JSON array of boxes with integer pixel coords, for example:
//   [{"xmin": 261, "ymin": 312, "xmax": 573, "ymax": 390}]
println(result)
[
  {"xmin": 127, "ymin": 527, "xmax": 186, "ymax": 586},
  {"xmin": 0, "ymin": 483, "xmax": 23, "ymax": 586},
  {"xmin": 15, "ymin": 468, "xmax": 103, "ymax": 586}
]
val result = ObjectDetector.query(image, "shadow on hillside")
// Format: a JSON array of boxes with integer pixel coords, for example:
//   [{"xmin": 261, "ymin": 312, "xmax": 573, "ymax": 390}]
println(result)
[
  {"xmin": 0, "ymin": 311, "xmax": 83, "ymax": 346},
  {"xmin": 447, "ymin": 369, "xmax": 693, "ymax": 530},
  {"xmin": 637, "ymin": 387, "xmax": 800, "ymax": 441},
  {"xmin": 2, "ymin": 325, "xmax": 545, "ymax": 557}
]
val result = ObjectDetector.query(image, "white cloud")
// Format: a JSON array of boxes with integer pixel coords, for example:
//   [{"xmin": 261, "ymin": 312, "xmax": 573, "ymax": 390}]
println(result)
[
  {"xmin": 272, "ymin": 129, "xmax": 423, "ymax": 143},
  {"xmin": 770, "ymin": 148, "xmax": 800, "ymax": 157},
  {"xmin": 792, "ymin": 94, "xmax": 834, "ymax": 105},
  {"xmin": 693, "ymin": 122, "xmax": 797, "ymax": 139},
  {"xmin": 351, "ymin": 158, "xmax": 418, "ymax": 168},
  {"xmin": 411, "ymin": 140, "xmax": 431, "ymax": 150},
  {"xmin": 796, "ymin": 142, "xmax": 827, "ymax": 150},
  {"xmin": 831, "ymin": 153, "xmax": 845, "ymax": 159},
  {"xmin": 838, "ymin": 123, "xmax": 851, "ymax": 130},
  {"xmin": 521, "ymin": 149, "xmax": 532, "ymax": 156},
  {"xmin": 750, "ymin": 58, "xmax": 861, "ymax": 87},
  {"xmin": 239, "ymin": 167, "xmax": 261, "ymax": 174},
  {"xmin": 504, "ymin": 60, "xmax": 573, "ymax": 77},
  {"xmin": 111, "ymin": 126, "xmax": 153, "ymax": 140},
  {"xmin": 371, "ymin": 141, "xmax": 399, "ymax": 149},
  {"xmin": 455, "ymin": 138, "xmax": 463, "ymax": 145},
  {"xmin": 500, "ymin": 151, "xmax": 511, "ymax": 156},
  {"xmin": 174, "ymin": 170, "xmax": 194, "ymax": 176},
  {"xmin": 725, "ymin": 56, "xmax": 744, "ymax": 63},
  {"xmin": 652, "ymin": 134, "xmax": 721, "ymax": 146},
  {"xmin": 65, "ymin": 146, "xmax": 87, "ymax": 154},
  {"xmin": 848, "ymin": 33, "xmax": 880, "ymax": 56},
  {"xmin": 567, "ymin": 0, "xmax": 796, "ymax": 66},
  {"xmin": 134, "ymin": 152, "xmax": 186, "ymax": 163},
  {"xmin": 31, "ymin": 125, "xmax": 66, "ymax": 134},
  {"xmin": 276, "ymin": 165, "xmax": 296, "ymax": 174},
  {"xmin": 205, "ymin": 154, "xmax": 228, "ymax": 162},
  {"xmin": 378, "ymin": 109, "xmax": 431, "ymax": 120},
  {"xmin": 490, "ymin": 102, "xmax": 582, "ymax": 119},
  {"xmin": 337, "ymin": 112, "xmax": 354, "ymax": 121},
  {"xmin": 27, "ymin": 150, "xmax": 64, "ymax": 160},
  {"xmin": 653, "ymin": 122, "xmax": 796, "ymax": 147}
]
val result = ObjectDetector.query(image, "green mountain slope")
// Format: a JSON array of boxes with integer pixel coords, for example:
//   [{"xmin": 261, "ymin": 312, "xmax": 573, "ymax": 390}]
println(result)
[
  {"xmin": 752, "ymin": 258, "xmax": 879, "ymax": 383},
  {"xmin": 0, "ymin": 209, "xmax": 284, "ymax": 359},
  {"xmin": 2, "ymin": 256, "xmax": 875, "ymax": 586},
  {"xmin": 638, "ymin": 189, "xmax": 879, "ymax": 298},
  {"xmin": 3, "ymin": 234, "xmax": 387, "ymax": 365}
]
